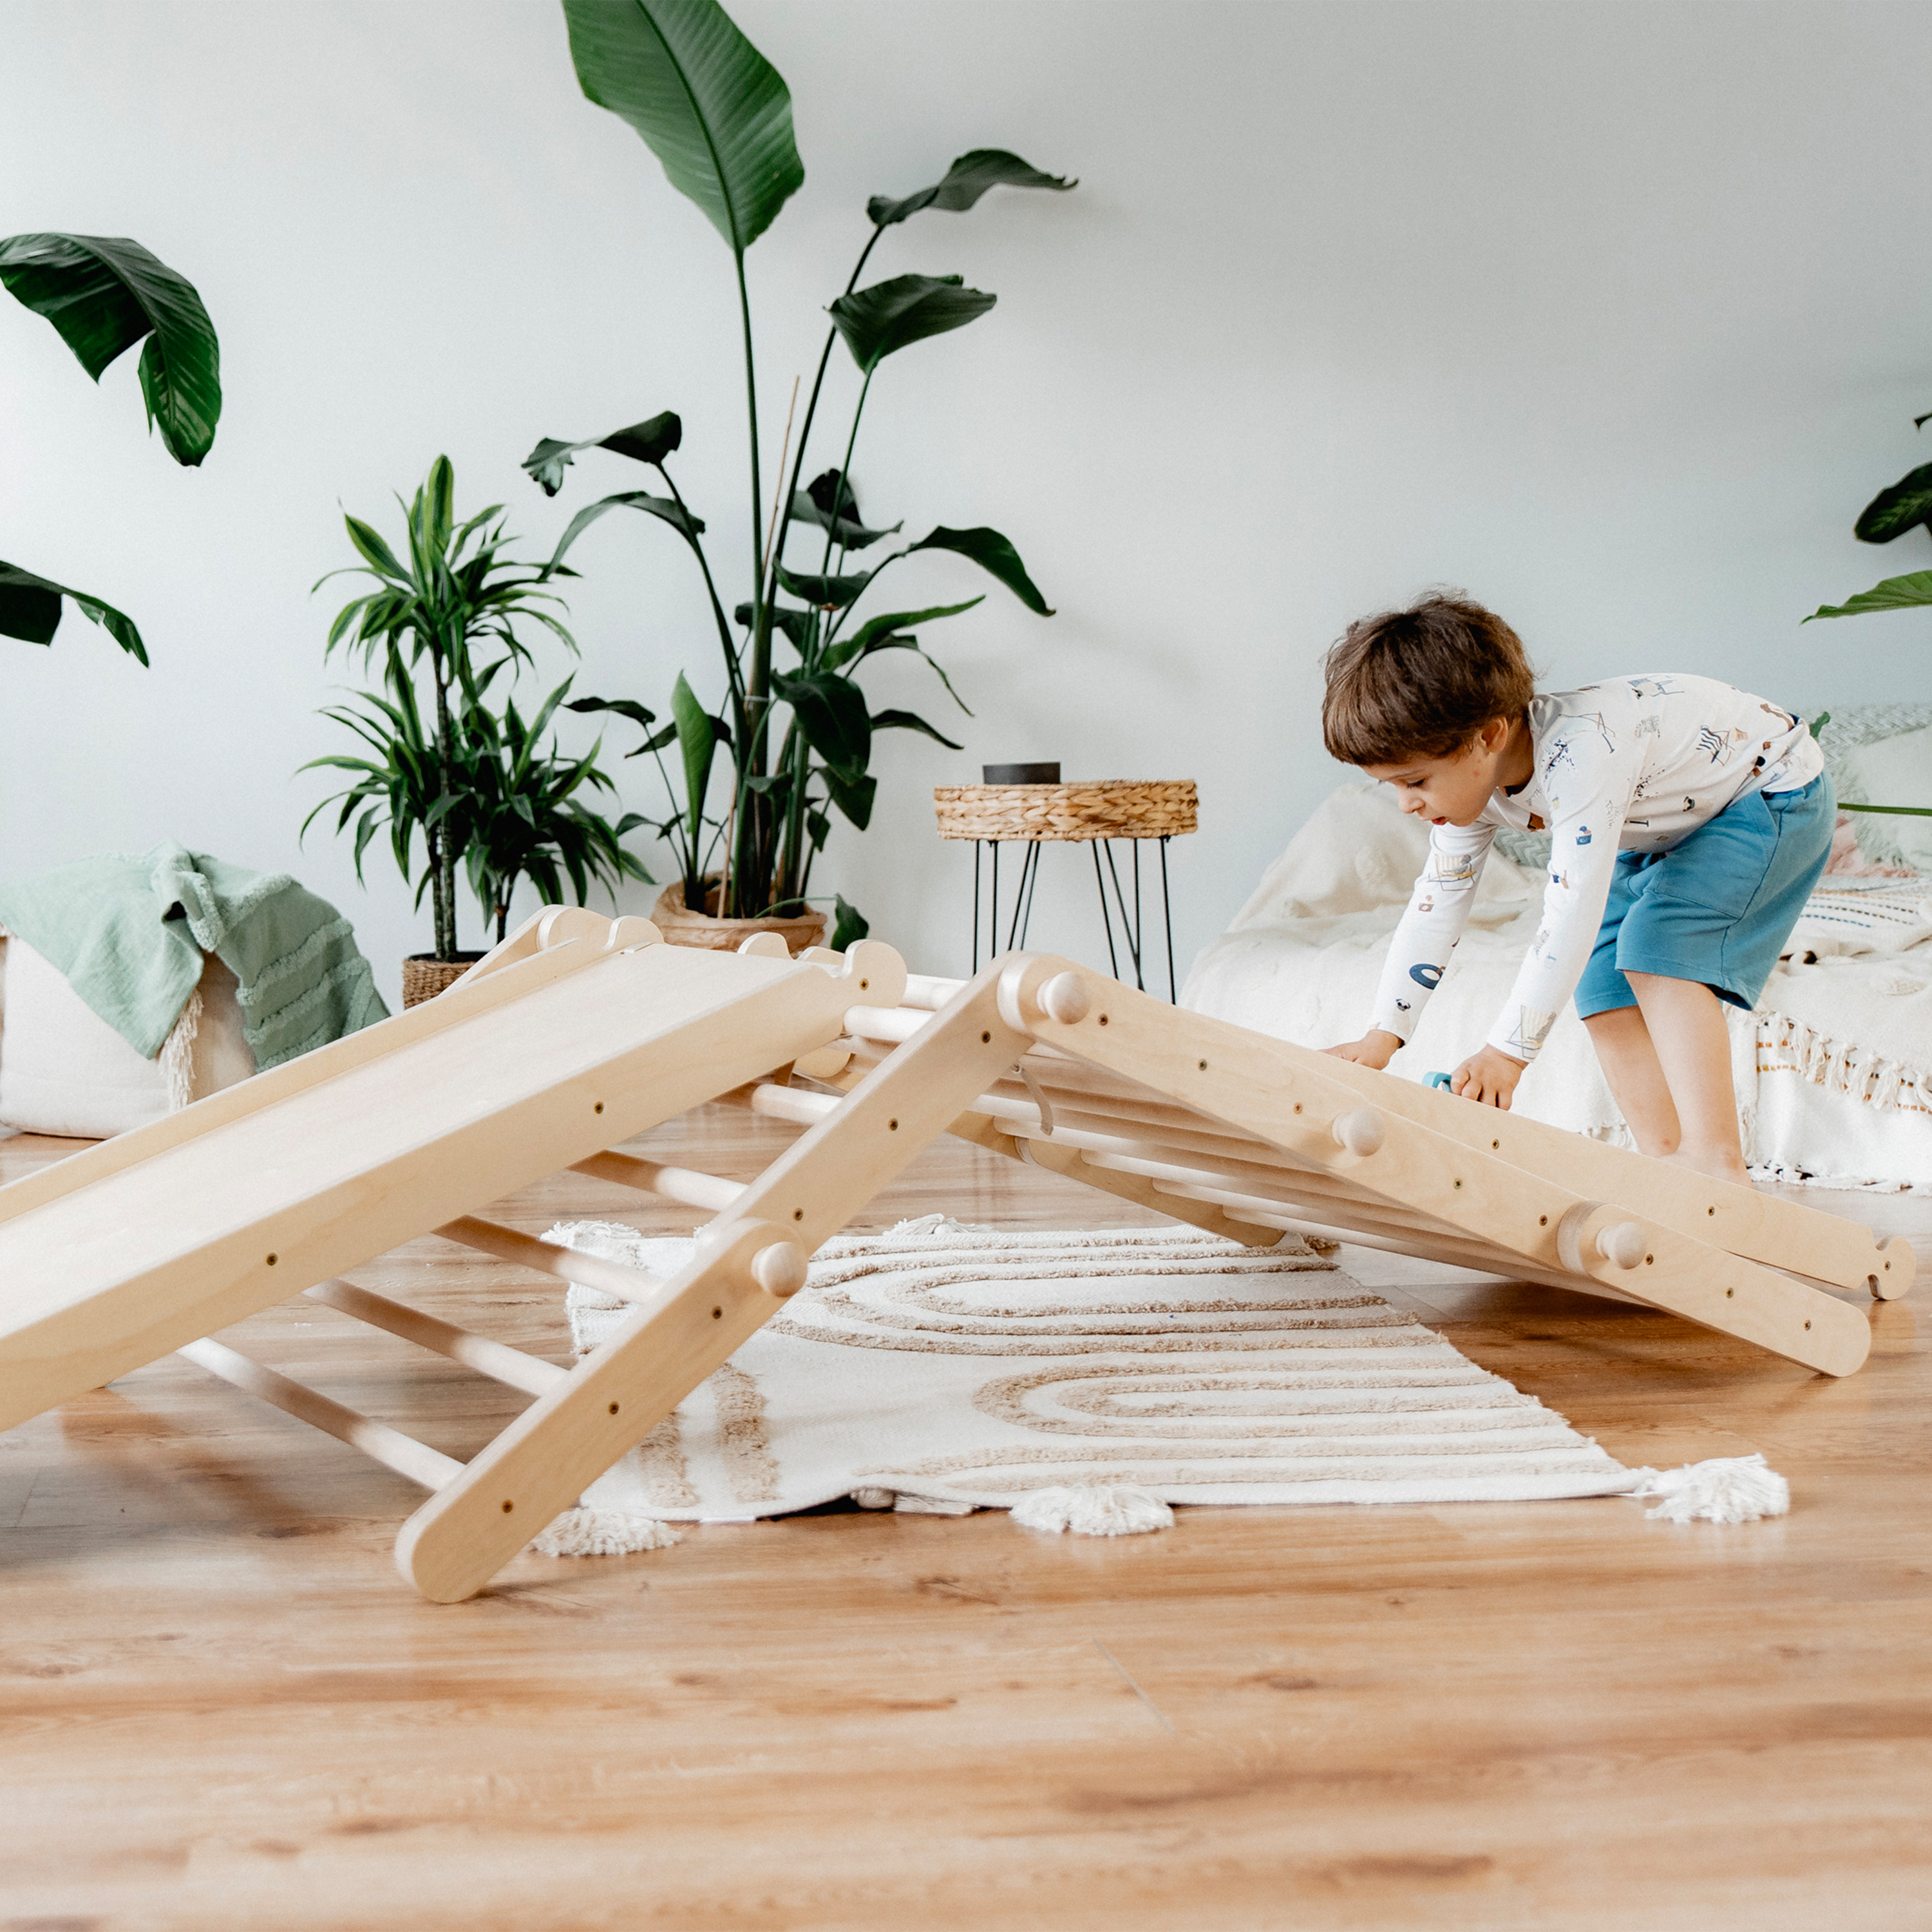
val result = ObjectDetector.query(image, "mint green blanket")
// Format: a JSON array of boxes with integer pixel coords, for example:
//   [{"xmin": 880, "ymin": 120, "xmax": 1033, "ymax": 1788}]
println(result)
[{"xmin": 0, "ymin": 843, "xmax": 388, "ymax": 1067}]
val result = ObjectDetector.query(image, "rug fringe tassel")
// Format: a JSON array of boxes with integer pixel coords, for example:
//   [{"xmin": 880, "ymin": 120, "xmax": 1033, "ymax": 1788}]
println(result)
[
  {"xmin": 531, "ymin": 1507, "xmax": 682, "ymax": 1557},
  {"xmin": 1625, "ymin": 1454, "xmax": 1790, "ymax": 1524},
  {"xmin": 1010, "ymin": 1484, "xmax": 1175, "ymax": 1537}
]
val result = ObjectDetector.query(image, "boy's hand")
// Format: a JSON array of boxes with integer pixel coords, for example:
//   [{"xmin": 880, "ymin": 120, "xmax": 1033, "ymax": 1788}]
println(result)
[
  {"xmin": 1451, "ymin": 1045, "xmax": 1528, "ymax": 1108},
  {"xmin": 1323, "ymin": 1030, "xmax": 1404, "ymax": 1072}
]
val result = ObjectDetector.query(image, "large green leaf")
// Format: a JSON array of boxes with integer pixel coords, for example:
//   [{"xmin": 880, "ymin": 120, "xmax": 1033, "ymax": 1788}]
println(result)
[
  {"xmin": 0, "ymin": 560, "xmax": 147, "ymax": 663},
  {"xmin": 773, "ymin": 667, "xmax": 870, "ymax": 776},
  {"xmin": 0, "ymin": 232, "xmax": 221, "ymax": 464},
  {"xmin": 867, "ymin": 149, "xmax": 1075, "ymax": 229},
  {"xmin": 828, "ymin": 598, "xmax": 983, "ymax": 666},
  {"xmin": 566, "ymin": 693, "xmax": 678, "ymax": 755},
  {"xmin": 829, "ymin": 274, "xmax": 996, "ymax": 374},
  {"xmin": 733, "ymin": 598, "xmax": 815, "ymax": 649},
  {"xmin": 788, "ymin": 473, "xmax": 900, "ymax": 550},
  {"xmin": 522, "ymin": 412, "xmax": 683, "ymax": 495},
  {"xmin": 1855, "ymin": 462, "xmax": 1932, "ymax": 544},
  {"xmin": 905, "ymin": 526, "xmax": 1052, "ymax": 614},
  {"xmin": 670, "ymin": 670, "xmax": 719, "ymax": 817},
  {"xmin": 544, "ymin": 489, "xmax": 705, "ymax": 576},
  {"xmin": 1804, "ymin": 571, "xmax": 1932, "ymax": 621},
  {"xmin": 776, "ymin": 562, "xmax": 874, "ymax": 609},
  {"xmin": 871, "ymin": 706, "xmax": 964, "ymax": 750},
  {"xmin": 563, "ymin": 0, "xmax": 803, "ymax": 256},
  {"xmin": 829, "ymin": 894, "xmax": 869, "ymax": 949}
]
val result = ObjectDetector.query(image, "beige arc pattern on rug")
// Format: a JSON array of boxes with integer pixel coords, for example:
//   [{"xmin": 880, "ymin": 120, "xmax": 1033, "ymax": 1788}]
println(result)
[{"xmin": 548, "ymin": 1218, "xmax": 1638, "ymax": 1522}]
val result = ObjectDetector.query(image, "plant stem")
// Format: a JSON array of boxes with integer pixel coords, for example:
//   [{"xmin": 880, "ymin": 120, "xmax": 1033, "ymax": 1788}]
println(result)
[
  {"xmin": 762, "ymin": 225, "xmax": 888, "ymax": 618},
  {"xmin": 735, "ymin": 249, "xmax": 766, "ymax": 918}
]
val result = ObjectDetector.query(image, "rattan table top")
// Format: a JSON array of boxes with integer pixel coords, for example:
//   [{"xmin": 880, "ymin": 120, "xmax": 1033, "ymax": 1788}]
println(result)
[{"xmin": 933, "ymin": 779, "xmax": 1197, "ymax": 843}]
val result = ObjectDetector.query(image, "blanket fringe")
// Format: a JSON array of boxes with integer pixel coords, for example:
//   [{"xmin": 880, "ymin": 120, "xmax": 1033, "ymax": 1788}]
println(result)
[
  {"xmin": 1625, "ymin": 1454, "xmax": 1789, "ymax": 1524},
  {"xmin": 1010, "ymin": 1484, "xmax": 1175, "ymax": 1537},
  {"xmin": 1759, "ymin": 1012, "xmax": 1932, "ymax": 1116},
  {"xmin": 531, "ymin": 1507, "xmax": 681, "ymax": 1557},
  {"xmin": 158, "ymin": 985, "xmax": 204, "ymax": 1112}
]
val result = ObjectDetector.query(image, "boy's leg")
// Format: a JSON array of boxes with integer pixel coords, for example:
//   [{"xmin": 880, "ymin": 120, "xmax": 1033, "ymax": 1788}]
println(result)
[
  {"xmin": 1580, "ymin": 1004, "xmax": 1683, "ymax": 1157},
  {"xmin": 1624, "ymin": 971, "xmax": 1749, "ymax": 1184}
]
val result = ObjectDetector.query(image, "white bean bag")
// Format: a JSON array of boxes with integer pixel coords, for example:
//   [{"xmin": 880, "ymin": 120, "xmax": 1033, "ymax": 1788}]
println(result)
[
  {"xmin": 0, "ymin": 934, "xmax": 255, "ymax": 1140},
  {"xmin": 1182, "ymin": 778, "xmax": 1932, "ymax": 1190}
]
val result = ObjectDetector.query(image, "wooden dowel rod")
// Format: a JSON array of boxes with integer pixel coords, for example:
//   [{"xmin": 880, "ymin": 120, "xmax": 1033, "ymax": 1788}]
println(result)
[
  {"xmin": 303, "ymin": 1279, "xmax": 566, "ymax": 1397},
  {"xmin": 435, "ymin": 1215, "xmax": 666, "ymax": 1305},
  {"xmin": 902, "ymin": 973, "xmax": 966, "ymax": 1011},
  {"xmin": 176, "ymin": 1338, "xmax": 463, "ymax": 1490},
  {"xmin": 747, "ymin": 1083, "xmax": 842, "ymax": 1128},
  {"xmin": 842, "ymin": 1004, "xmax": 933, "ymax": 1045},
  {"xmin": 572, "ymin": 1149, "xmax": 744, "ymax": 1211}
]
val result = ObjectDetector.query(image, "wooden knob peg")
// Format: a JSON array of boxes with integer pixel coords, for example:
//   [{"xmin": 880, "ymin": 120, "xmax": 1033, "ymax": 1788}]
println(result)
[
  {"xmin": 1037, "ymin": 972, "xmax": 1091, "ymax": 1025},
  {"xmin": 1331, "ymin": 1108, "xmax": 1385, "ymax": 1157},
  {"xmin": 1596, "ymin": 1222, "xmax": 1647, "ymax": 1271},
  {"xmin": 752, "ymin": 1242, "xmax": 808, "ymax": 1298}
]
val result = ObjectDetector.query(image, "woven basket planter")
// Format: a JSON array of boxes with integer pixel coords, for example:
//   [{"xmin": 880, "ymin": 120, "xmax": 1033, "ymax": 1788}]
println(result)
[
  {"xmin": 651, "ymin": 880, "xmax": 826, "ymax": 955},
  {"xmin": 401, "ymin": 951, "xmax": 486, "ymax": 1009},
  {"xmin": 933, "ymin": 779, "xmax": 1198, "ymax": 844}
]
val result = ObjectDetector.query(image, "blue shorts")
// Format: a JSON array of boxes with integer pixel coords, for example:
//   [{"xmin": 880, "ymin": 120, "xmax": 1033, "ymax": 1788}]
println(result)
[{"xmin": 1573, "ymin": 773, "xmax": 1835, "ymax": 1018}]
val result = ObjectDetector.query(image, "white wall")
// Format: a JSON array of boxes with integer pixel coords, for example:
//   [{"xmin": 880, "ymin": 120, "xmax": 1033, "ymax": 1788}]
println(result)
[{"xmin": 6, "ymin": 0, "xmax": 1932, "ymax": 1009}]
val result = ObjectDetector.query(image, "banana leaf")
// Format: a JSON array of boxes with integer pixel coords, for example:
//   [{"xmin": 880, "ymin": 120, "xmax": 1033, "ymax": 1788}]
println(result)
[
  {"xmin": 0, "ymin": 231, "xmax": 221, "ymax": 464},
  {"xmin": 563, "ymin": 0, "xmax": 803, "ymax": 256},
  {"xmin": 523, "ymin": 412, "xmax": 683, "ymax": 495},
  {"xmin": 867, "ymin": 149, "xmax": 1074, "ymax": 229},
  {"xmin": 1804, "ymin": 571, "xmax": 1932, "ymax": 620},
  {"xmin": 829, "ymin": 274, "xmax": 995, "ymax": 374},
  {"xmin": 0, "ymin": 560, "xmax": 147, "ymax": 663},
  {"xmin": 1854, "ymin": 462, "xmax": 1932, "ymax": 545}
]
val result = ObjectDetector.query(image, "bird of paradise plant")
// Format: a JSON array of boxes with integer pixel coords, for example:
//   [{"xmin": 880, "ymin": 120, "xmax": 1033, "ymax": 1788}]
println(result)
[{"xmin": 526, "ymin": 0, "xmax": 1074, "ymax": 945}]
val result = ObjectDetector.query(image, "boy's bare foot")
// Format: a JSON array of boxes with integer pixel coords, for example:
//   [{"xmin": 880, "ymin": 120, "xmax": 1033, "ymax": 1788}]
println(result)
[{"xmin": 1663, "ymin": 1148, "xmax": 1755, "ymax": 1188}]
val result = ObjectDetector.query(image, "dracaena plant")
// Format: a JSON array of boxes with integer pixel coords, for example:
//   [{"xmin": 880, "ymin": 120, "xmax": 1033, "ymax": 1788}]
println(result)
[
  {"xmin": 462, "ymin": 677, "xmax": 653, "ymax": 942},
  {"xmin": 526, "ymin": 0, "xmax": 1072, "ymax": 943},
  {"xmin": 308, "ymin": 456, "xmax": 580, "ymax": 960},
  {"xmin": 0, "ymin": 232, "xmax": 222, "ymax": 663}
]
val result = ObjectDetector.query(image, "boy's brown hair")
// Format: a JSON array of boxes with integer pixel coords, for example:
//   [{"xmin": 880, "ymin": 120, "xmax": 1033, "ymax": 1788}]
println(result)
[{"xmin": 1321, "ymin": 591, "xmax": 1535, "ymax": 766}]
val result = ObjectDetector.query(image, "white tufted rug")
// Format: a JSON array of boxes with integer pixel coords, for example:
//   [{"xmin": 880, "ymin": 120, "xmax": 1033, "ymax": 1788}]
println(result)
[{"xmin": 544, "ymin": 1218, "xmax": 1638, "ymax": 1524}]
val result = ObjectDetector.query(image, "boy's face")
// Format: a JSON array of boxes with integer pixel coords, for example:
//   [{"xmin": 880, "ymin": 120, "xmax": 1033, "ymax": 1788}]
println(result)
[{"xmin": 1362, "ymin": 719, "xmax": 1511, "ymax": 828}]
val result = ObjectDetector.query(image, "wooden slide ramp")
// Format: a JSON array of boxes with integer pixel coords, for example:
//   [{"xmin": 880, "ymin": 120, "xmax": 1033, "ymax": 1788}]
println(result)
[{"xmin": 0, "ymin": 913, "xmax": 1909, "ymax": 1602}]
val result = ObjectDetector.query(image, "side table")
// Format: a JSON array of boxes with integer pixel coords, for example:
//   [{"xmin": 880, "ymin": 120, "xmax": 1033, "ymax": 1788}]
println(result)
[{"xmin": 933, "ymin": 779, "xmax": 1198, "ymax": 998}]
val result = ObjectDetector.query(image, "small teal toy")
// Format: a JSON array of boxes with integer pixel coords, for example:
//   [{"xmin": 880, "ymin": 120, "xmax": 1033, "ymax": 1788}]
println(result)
[{"xmin": 1426, "ymin": 1071, "xmax": 1453, "ymax": 1091}]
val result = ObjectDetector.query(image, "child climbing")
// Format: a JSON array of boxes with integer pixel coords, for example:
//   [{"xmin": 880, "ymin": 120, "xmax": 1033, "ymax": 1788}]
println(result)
[{"xmin": 1319, "ymin": 591, "xmax": 1832, "ymax": 1184}]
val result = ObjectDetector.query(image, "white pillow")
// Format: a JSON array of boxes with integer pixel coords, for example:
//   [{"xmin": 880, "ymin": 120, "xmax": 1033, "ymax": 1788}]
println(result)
[
  {"xmin": 0, "ymin": 936, "xmax": 255, "ymax": 1139},
  {"xmin": 1843, "ymin": 724, "xmax": 1932, "ymax": 871}
]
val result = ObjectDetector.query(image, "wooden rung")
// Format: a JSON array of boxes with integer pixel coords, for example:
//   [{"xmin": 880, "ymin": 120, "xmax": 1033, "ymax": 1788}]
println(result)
[
  {"xmin": 571, "ymin": 1149, "xmax": 744, "ymax": 1212},
  {"xmin": 303, "ymin": 1279, "xmax": 567, "ymax": 1397},
  {"xmin": 747, "ymin": 1082, "xmax": 841, "ymax": 1128},
  {"xmin": 902, "ymin": 973, "xmax": 966, "ymax": 1011},
  {"xmin": 177, "ymin": 1337, "xmax": 463, "ymax": 1490},
  {"xmin": 842, "ymin": 1005, "xmax": 934, "ymax": 1045},
  {"xmin": 435, "ymin": 1215, "xmax": 667, "ymax": 1305}
]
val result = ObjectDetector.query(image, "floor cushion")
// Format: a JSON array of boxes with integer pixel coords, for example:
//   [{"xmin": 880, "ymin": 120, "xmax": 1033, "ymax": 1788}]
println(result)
[{"xmin": 0, "ymin": 935, "xmax": 255, "ymax": 1139}]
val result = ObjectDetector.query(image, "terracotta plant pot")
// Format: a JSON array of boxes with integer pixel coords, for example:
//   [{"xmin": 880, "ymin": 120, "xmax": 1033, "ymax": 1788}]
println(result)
[
  {"xmin": 401, "ymin": 951, "xmax": 486, "ymax": 1009},
  {"xmin": 650, "ymin": 879, "xmax": 826, "ymax": 956}
]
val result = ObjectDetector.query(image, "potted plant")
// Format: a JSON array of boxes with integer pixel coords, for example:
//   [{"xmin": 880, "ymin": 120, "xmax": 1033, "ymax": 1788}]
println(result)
[
  {"xmin": 305, "ymin": 455, "xmax": 635, "ymax": 1000},
  {"xmin": 1, "ymin": 231, "xmax": 221, "ymax": 663},
  {"xmin": 462, "ymin": 676, "xmax": 653, "ymax": 945},
  {"xmin": 524, "ymin": 0, "xmax": 1072, "ymax": 952}
]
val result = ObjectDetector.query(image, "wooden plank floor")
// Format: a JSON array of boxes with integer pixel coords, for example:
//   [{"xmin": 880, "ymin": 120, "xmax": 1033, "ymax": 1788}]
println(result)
[{"xmin": 1, "ymin": 1106, "xmax": 1926, "ymax": 1931}]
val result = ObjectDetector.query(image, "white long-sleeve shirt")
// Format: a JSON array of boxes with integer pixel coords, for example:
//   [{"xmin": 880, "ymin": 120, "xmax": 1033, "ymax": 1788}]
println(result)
[{"xmin": 1369, "ymin": 674, "xmax": 1823, "ymax": 1061}]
